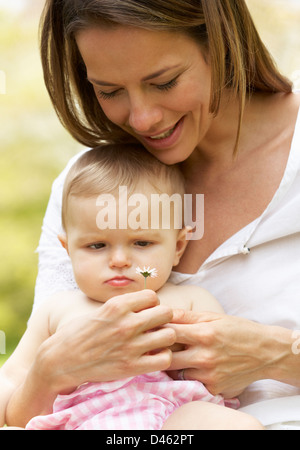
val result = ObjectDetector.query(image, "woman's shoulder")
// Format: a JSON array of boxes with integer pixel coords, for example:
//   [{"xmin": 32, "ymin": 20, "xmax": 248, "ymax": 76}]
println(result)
[{"xmin": 279, "ymin": 91, "xmax": 300, "ymax": 122}]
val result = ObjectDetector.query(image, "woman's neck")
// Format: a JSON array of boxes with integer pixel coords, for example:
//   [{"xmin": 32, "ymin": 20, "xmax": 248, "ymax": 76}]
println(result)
[{"xmin": 181, "ymin": 91, "xmax": 292, "ymax": 178}]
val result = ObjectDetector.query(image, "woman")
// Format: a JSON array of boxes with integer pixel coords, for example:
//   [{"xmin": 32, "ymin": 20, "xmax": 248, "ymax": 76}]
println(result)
[{"xmin": 1, "ymin": 0, "xmax": 300, "ymax": 429}]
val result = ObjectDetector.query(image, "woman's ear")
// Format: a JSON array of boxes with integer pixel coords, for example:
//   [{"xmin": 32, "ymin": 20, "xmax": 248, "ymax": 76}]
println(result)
[
  {"xmin": 173, "ymin": 226, "xmax": 192, "ymax": 267},
  {"xmin": 58, "ymin": 234, "xmax": 69, "ymax": 254}
]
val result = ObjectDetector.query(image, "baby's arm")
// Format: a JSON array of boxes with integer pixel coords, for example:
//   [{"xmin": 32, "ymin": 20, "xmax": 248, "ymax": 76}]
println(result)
[{"xmin": 157, "ymin": 282, "xmax": 224, "ymax": 314}]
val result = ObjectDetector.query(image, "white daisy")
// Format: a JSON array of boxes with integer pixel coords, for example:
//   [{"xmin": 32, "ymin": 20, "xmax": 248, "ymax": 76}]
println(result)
[
  {"xmin": 136, "ymin": 266, "xmax": 158, "ymax": 288},
  {"xmin": 136, "ymin": 266, "xmax": 158, "ymax": 278}
]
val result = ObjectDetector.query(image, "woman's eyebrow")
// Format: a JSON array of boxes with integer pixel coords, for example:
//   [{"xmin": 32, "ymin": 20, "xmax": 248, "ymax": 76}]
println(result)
[
  {"xmin": 141, "ymin": 65, "xmax": 180, "ymax": 81},
  {"xmin": 88, "ymin": 78, "xmax": 119, "ymax": 87},
  {"xmin": 88, "ymin": 65, "xmax": 180, "ymax": 87}
]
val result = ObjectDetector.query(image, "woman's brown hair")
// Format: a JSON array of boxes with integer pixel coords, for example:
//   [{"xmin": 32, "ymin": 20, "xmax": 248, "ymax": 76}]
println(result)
[{"xmin": 40, "ymin": 0, "xmax": 292, "ymax": 152}]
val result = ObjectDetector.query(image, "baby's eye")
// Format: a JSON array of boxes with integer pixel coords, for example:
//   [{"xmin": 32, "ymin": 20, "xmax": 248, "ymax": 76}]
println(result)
[
  {"xmin": 135, "ymin": 241, "xmax": 152, "ymax": 247},
  {"xmin": 89, "ymin": 243, "xmax": 106, "ymax": 250}
]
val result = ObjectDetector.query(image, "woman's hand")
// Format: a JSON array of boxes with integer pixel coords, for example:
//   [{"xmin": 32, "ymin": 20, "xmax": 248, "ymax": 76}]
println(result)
[
  {"xmin": 6, "ymin": 290, "xmax": 176, "ymax": 427},
  {"xmin": 167, "ymin": 309, "xmax": 296, "ymax": 398},
  {"xmin": 39, "ymin": 289, "xmax": 176, "ymax": 393}
]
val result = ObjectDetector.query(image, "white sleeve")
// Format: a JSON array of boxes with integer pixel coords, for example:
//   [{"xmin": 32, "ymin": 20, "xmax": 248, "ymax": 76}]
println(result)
[{"xmin": 33, "ymin": 150, "xmax": 88, "ymax": 311}]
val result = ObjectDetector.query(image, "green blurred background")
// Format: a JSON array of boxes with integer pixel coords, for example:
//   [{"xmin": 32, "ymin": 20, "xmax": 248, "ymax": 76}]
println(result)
[{"xmin": 0, "ymin": 0, "xmax": 300, "ymax": 365}]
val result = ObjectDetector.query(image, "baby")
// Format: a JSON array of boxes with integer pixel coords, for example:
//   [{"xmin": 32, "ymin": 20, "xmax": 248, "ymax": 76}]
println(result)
[{"xmin": 3, "ymin": 144, "xmax": 264, "ymax": 430}]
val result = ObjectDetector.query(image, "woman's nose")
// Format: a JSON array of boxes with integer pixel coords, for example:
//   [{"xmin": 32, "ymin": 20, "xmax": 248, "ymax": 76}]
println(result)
[
  {"xmin": 109, "ymin": 248, "xmax": 131, "ymax": 269},
  {"xmin": 127, "ymin": 94, "xmax": 163, "ymax": 134}
]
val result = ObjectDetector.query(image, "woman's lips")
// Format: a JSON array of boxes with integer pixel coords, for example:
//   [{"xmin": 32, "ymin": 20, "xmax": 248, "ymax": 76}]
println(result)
[
  {"xmin": 138, "ymin": 117, "xmax": 184, "ymax": 149},
  {"xmin": 148, "ymin": 123, "xmax": 177, "ymax": 140},
  {"xmin": 105, "ymin": 277, "xmax": 133, "ymax": 287}
]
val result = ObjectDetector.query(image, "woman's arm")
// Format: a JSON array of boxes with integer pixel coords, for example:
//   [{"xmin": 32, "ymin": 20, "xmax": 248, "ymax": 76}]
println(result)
[
  {"xmin": 168, "ymin": 310, "xmax": 298, "ymax": 398},
  {"xmin": 0, "ymin": 374, "xmax": 20, "ymax": 427},
  {"xmin": 1, "ymin": 303, "xmax": 53, "ymax": 427},
  {"xmin": 4, "ymin": 290, "xmax": 176, "ymax": 428}
]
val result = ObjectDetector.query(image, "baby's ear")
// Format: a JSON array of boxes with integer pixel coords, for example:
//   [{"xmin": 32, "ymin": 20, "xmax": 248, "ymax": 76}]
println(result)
[
  {"xmin": 173, "ymin": 226, "xmax": 192, "ymax": 267},
  {"xmin": 58, "ymin": 234, "xmax": 68, "ymax": 253}
]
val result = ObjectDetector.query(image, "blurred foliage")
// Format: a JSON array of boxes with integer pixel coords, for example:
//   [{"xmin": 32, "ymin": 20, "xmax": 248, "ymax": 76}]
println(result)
[
  {"xmin": 246, "ymin": 0, "xmax": 300, "ymax": 86},
  {"xmin": 0, "ymin": 1, "xmax": 82, "ymax": 363},
  {"xmin": 0, "ymin": 0, "xmax": 300, "ymax": 366}
]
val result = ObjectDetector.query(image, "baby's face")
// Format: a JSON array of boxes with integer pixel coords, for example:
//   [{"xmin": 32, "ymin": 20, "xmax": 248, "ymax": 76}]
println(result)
[{"xmin": 61, "ymin": 190, "xmax": 187, "ymax": 302}]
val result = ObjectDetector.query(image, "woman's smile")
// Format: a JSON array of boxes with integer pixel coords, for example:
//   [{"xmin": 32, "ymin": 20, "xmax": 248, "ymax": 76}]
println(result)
[{"xmin": 135, "ymin": 117, "xmax": 185, "ymax": 150}]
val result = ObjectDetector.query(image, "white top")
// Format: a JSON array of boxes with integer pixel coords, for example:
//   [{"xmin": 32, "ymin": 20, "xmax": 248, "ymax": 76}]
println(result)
[{"xmin": 33, "ymin": 107, "xmax": 300, "ymax": 427}]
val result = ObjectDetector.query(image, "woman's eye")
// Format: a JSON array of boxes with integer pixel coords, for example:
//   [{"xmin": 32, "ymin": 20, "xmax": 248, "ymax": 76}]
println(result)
[
  {"xmin": 96, "ymin": 89, "xmax": 120, "ymax": 100},
  {"xmin": 155, "ymin": 77, "xmax": 179, "ymax": 92},
  {"xmin": 89, "ymin": 243, "xmax": 105, "ymax": 250},
  {"xmin": 97, "ymin": 77, "xmax": 179, "ymax": 100}
]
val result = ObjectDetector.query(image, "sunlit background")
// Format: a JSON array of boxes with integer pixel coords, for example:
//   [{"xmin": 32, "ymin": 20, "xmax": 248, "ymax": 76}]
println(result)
[{"xmin": 0, "ymin": 0, "xmax": 300, "ymax": 364}]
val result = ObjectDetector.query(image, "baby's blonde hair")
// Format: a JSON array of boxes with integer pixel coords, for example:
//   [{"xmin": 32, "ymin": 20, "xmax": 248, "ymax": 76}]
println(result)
[{"xmin": 62, "ymin": 143, "xmax": 185, "ymax": 231}]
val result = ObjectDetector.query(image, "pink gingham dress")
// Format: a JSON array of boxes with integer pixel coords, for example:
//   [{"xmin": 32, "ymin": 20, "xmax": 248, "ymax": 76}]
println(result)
[{"xmin": 26, "ymin": 371, "xmax": 239, "ymax": 430}]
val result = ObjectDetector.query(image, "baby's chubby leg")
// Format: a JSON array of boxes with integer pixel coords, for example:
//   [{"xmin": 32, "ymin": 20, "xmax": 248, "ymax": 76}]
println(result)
[{"xmin": 162, "ymin": 401, "xmax": 265, "ymax": 430}]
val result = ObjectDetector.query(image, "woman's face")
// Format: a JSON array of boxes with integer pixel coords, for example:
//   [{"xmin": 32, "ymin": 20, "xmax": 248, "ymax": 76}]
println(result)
[{"xmin": 76, "ymin": 26, "xmax": 213, "ymax": 165}]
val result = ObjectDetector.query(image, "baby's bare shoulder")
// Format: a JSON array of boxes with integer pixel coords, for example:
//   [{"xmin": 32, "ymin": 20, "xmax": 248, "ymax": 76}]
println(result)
[
  {"xmin": 157, "ymin": 283, "xmax": 224, "ymax": 314},
  {"xmin": 45, "ymin": 290, "xmax": 98, "ymax": 333}
]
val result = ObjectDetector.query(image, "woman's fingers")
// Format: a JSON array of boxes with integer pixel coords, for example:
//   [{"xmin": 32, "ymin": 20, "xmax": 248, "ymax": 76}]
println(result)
[
  {"xmin": 168, "ymin": 310, "xmax": 223, "ymax": 344},
  {"xmin": 135, "ymin": 326, "xmax": 176, "ymax": 354},
  {"xmin": 130, "ymin": 289, "xmax": 161, "ymax": 312},
  {"xmin": 138, "ymin": 348, "xmax": 173, "ymax": 373},
  {"xmin": 167, "ymin": 324, "xmax": 199, "ymax": 345},
  {"xmin": 171, "ymin": 309, "xmax": 222, "ymax": 325},
  {"xmin": 167, "ymin": 347, "xmax": 198, "ymax": 371},
  {"xmin": 170, "ymin": 308, "xmax": 201, "ymax": 324},
  {"xmin": 100, "ymin": 290, "xmax": 173, "ymax": 334},
  {"xmin": 101, "ymin": 289, "xmax": 159, "ymax": 316},
  {"xmin": 134, "ymin": 304, "xmax": 174, "ymax": 333}
]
